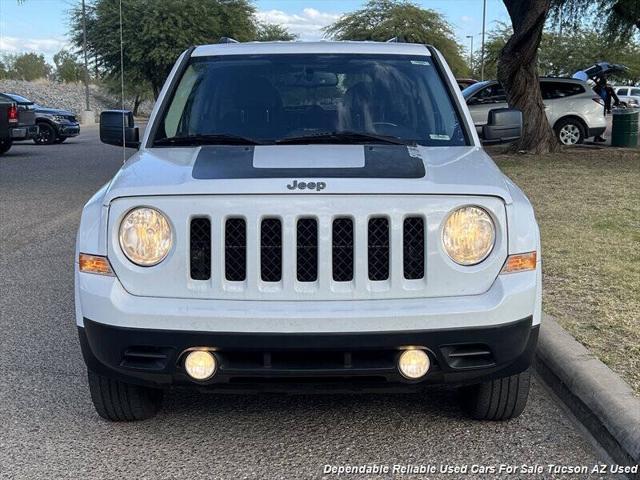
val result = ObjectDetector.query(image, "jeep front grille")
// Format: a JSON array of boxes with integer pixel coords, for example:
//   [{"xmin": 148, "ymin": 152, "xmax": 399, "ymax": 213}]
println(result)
[
  {"xmin": 115, "ymin": 195, "xmax": 508, "ymax": 301},
  {"xmin": 332, "ymin": 218, "xmax": 354, "ymax": 282},
  {"xmin": 260, "ymin": 218, "xmax": 282, "ymax": 282},
  {"xmin": 403, "ymin": 216, "xmax": 425, "ymax": 280},
  {"xmin": 225, "ymin": 218, "xmax": 246, "ymax": 281},
  {"xmin": 190, "ymin": 218, "xmax": 211, "ymax": 280},
  {"xmin": 368, "ymin": 217, "xmax": 390, "ymax": 281},
  {"xmin": 190, "ymin": 213, "xmax": 426, "ymax": 286},
  {"xmin": 296, "ymin": 218, "xmax": 318, "ymax": 282}
]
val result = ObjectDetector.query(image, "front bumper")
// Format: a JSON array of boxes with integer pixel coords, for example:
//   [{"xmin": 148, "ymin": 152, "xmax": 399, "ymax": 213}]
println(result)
[
  {"xmin": 588, "ymin": 126, "xmax": 606, "ymax": 138},
  {"xmin": 57, "ymin": 122, "xmax": 80, "ymax": 137},
  {"xmin": 79, "ymin": 317, "xmax": 538, "ymax": 391},
  {"xmin": 10, "ymin": 125, "xmax": 38, "ymax": 140},
  {"xmin": 76, "ymin": 264, "xmax": 541, "ymax": 391}
]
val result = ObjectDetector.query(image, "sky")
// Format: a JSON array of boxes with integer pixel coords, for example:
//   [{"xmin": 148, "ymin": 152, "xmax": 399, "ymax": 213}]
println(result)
[{"xmin": 0, "ymin": 0, "xmax": 510, "ymax": 63}]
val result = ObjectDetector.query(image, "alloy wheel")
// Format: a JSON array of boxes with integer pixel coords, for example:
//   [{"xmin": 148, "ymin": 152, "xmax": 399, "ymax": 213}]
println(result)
[{"xmin": 558, "ymin": 124, "xmax": 581, "ymax": 145}]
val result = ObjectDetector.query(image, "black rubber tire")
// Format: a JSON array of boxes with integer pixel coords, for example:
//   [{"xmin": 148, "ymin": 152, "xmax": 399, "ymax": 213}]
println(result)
[
  {"xmin": 0, "ymin": 140, "xmax": 12, "ymax": 155},
  {"xmin": 33, "ymin": 123, "xmax": 56, "ymax": 145},
  {"xmin": 53, "ymin": 136, "xmax": 67, "ymax": 144},
  {"xmin": 87, "ymin": 370, "xmax": 163, "ymax": 421},
  {"xmin": 554, "ymin": 117, "xmax": 586, "ymax": 145},
  {"xmin": 461, "ymin": 369, "xmax": 531, "ymax": 421}
]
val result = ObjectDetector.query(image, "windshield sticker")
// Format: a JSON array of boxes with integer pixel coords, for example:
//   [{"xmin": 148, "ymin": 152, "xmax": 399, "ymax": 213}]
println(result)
[
  {"xmin": 429, "ymin": 134, "xmax": 451, "ymax": 141},
  {"xmin": 410, "ymin": 60, "xmax": 430, "ymax": 66}
]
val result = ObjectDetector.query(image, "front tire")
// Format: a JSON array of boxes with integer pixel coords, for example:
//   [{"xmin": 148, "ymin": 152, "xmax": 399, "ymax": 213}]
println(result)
[
  {"xmin": 87, "ymin": 370, "xmax": 163, "ymax": 421},
  {"xmin": 461, "ymin": 370, "xmax": 531, "ymax": 421},
  {"xmin": 555, "ymin": 118, "xmax": 585, "ymax": 145},
  {"xmin": 33, "ymin": 123, "xmax": 56, "ymax": 145},
  {"xmin": 0, "ymin": 139, "xmax": 12, "ymax": 155}
]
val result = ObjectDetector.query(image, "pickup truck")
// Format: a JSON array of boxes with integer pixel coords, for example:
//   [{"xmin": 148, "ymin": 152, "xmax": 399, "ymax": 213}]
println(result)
[
  {"xmin": 77, "ymin": 40, "xmax": 540, "ymax": 422},
  {"xmin": 0, "ymin": 96, "xmax": 38, "ymax": 155}
]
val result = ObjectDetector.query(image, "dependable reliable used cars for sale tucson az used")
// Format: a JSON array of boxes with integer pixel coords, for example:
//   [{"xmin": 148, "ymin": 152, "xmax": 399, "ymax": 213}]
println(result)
[{"xmin": 76, "ymin": 40, "xmax": 541, "ymax": 422}]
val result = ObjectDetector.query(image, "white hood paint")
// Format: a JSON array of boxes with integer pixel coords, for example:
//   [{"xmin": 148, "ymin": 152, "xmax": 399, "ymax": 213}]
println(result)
[{"xmin": 102, "ymin": 145, "xmax": 512, "ymax": 204}]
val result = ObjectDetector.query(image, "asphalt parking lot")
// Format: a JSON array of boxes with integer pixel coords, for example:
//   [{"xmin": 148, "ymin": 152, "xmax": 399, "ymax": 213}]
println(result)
[{"xmin": 0, "ymin": 128, "xmax": 614, "ymax": 479}]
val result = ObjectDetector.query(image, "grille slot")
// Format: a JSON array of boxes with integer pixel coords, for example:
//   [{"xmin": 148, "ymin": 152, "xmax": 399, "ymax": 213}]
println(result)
[
  {"xmin": 403, "ymin": 216, "xmax": 425, "ymax": 279},
  {"xmin": 297, "ymin": 218, "xmax": 318, "ymax": 282},
  {"xmin": 261, "ymin": 218, "xmax": 282, "ymax": 282},
  {"xmin": 225, "ymin": 218, "xmax": 246, "ymax": 281},
  {"xmin": 332, "ymin": 218, "xmax": 354, "ymax": 282},
  {"xmin": 120, "ymin": 346, "xmax": 172, "ymax": 371},
  {"xmin": 368, "ymin": 217, "xmax": 390, "ymax": 281},
  {"xmin": 441, "ymin": 344, "xmax": 495, "ymax": 369},
  {"xmin": 190, "ymin": 218, "xmax": 211, "ymax": 280}
]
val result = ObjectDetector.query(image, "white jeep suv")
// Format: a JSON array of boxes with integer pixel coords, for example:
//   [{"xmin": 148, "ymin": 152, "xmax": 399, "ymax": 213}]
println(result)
[{"xmin": 76, "ymin": 41, "xmax": 541, "ymax": 422}]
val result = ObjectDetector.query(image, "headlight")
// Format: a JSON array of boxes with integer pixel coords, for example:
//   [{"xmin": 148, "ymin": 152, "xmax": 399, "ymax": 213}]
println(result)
[
  {"xmin": 442, "ymin": 206, "xmax": 495, "ymax": 265},
  {"xmin": 119, "ymin": 207, "xmax": 172, "ymax": 266},
  {"xmin": 52, "ymin": 115, "xmax": 66, "ymax": 121}
]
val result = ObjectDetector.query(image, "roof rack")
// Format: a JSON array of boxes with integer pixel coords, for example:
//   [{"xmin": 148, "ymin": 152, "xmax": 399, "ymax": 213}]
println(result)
[{"xmin": 219, "ymin": 37, "xmax": 239, "ymax": 44}]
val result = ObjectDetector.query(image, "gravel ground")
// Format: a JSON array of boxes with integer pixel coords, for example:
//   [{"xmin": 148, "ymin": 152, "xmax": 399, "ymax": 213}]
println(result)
[
  {"xmin": 0, "ymin": 130, "xmax": 614, "ymax": 479},
  {"xmin": 0, "ymin": 79, "xmax": 154, "ymax": 118}
]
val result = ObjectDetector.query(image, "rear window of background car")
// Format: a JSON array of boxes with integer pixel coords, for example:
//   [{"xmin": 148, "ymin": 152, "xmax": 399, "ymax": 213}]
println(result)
[{"xmin": 541, "ymin": 82, "xmax": 585, "ymax": 100}]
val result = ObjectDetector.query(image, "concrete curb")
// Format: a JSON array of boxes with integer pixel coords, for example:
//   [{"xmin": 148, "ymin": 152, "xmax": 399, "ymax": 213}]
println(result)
[{"xmin": 535, "ymin": 315, "xmax": 640, "ymax": 476}]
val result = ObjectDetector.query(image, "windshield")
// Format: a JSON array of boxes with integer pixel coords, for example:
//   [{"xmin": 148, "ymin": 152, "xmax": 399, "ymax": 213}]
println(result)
[
  {"xmin": 153, "ymin": 54, "xmax": 468, "ymax": 147},
  {"xmin": 6, "ymin": 93, "xmax": 33, "ymax": 104}
]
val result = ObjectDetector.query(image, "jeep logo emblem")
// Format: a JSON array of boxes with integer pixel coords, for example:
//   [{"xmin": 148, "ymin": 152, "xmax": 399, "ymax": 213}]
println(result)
[{"xmin": 286, "ymin": 180, "xmax": 326, "ymax": 192}]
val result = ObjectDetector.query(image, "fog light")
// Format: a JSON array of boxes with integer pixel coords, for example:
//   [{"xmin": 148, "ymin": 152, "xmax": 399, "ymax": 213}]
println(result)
[
  {"xmin": 398, "ymin": 349, "xmax": 430, "ymax": 379},
  {"xmin": 184, "ymin": 350, "xmax": 217, "ymax": 380}
]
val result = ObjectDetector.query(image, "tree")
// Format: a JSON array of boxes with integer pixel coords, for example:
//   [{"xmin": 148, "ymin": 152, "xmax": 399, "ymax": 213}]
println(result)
[
  {"xmin": 10, "ymin": 52, "xmax": 51, "ymax": 81},
  {"xmin": 497, "ymin": 1, "xmax": 558, "ymax": 154},
  {"xmin": 0, "ymin": 57, "xmax": 10, "ymax": 80},
  {"xmin": 69, "ymin": 0, "xmax": 294, "ymax": 98},
  {"xmin": 53, "ymin": 49, "xmax": 83, "ymax": 83},
  {"xmin": 323, "ymin": 0, "xmax": 469, "ymax": 76},
  {"xmin": 481, "ymin": 23, "xmax": 640, "ymax": 82},
  {"xmin": 497, "ymin": 0, "xmax": 639, "ymax": 153},
  {"xmin": 256, "ymin": 23, "xmax": 297, "ymax": 41},
  {"xmin": 551, "ymin": 0, "xmax": 640, "ymax": 41}
]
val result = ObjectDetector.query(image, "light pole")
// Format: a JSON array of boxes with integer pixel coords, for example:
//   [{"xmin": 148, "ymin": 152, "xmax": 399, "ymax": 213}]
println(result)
[
  {"xmin": 81, "ymin": 0, "xmax": 95, "ymax": 124},
  {"xmin": 466, "ymin": 35, "xmax": 474, "ymax": 74},
  {"xmin": 480, "ymin": 0, "xmax": 487, "ymax": 81}
]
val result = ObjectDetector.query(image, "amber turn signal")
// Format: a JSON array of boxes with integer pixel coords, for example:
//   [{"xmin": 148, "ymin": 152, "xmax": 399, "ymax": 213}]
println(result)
[
  {"xmin": 79, "ymin": 253, "xmax": 114, "ymax": 276},
  {"xmin": 501, "ymin": 251, "xmax": 537, "ymax": 274}
]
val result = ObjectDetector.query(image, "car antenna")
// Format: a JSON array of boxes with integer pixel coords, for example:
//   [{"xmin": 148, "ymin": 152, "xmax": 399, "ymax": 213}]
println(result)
[
  {"xmin": 219, "ymin": 37, "xmax": 239, "ymax": 44},
  {"xmin": 119, "ymin": 0, "xmax": 126, "ymax": 164}
]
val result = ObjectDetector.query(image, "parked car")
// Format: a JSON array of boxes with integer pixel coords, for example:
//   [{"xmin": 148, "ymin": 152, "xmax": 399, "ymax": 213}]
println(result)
[
  {"xmin": 0, "ymin": 93, "xmax": 80, "ymax": 145},
  {"xmin": 78, "ymin": 40, "xmax": 540, "ymax": 422},
  {"xmin": 456, "ymin": 78, "xmax": 478, "ymax": 90},
  {"xmin": 613, "ymin": 86, "xmax": 640, "ymax": 107},
  {"xmin": 0, "ymin": 94, "xmax": 38, "ymax": 154},
  {"xmin": 462, "ymin": 78, "xmax": 606, "ymax": 145},
  {"xmin": 0, "ymin": 100, "xmax": 17, "ymax": 154}
]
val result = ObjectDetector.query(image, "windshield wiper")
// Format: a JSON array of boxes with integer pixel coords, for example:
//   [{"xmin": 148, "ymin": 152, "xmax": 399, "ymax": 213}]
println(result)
[
  {"xmin": 276, "ymin": 130, "xmax": 412, "ymax": 146},
  {"xmin": 154, "ymin": 133, "xmax": 262, "ymax": 146}
]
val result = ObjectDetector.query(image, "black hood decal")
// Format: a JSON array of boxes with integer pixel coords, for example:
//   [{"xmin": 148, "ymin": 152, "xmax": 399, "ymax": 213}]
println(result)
[{"xmin": 192, "ymin": 145, "xmax": 425, "ymax": 179}]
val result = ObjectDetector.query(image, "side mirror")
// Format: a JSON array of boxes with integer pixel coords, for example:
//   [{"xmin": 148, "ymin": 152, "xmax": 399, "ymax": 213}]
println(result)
[
  {"xmin": 100, "ymin": 110, "xmax": 140, "ymax": 149},
  {"xmin": 482, "ymin": 108, "xmax": 522, "ymax": 143}
]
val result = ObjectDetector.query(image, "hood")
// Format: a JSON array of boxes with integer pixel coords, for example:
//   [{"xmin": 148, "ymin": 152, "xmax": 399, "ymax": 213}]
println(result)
[
  {"xmin": 103, "ymin": 144, "xmax": 512, "ymax": 204},
  {"xmin": 35, "ymin": 107, "xmax": 74, "ymax": 116}
]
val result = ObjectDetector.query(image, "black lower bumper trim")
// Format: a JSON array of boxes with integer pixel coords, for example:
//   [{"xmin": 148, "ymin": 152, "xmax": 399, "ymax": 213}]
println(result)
[{"xmin": 79, "ymin": 317, "xmax": 538, "ymax": 391}]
